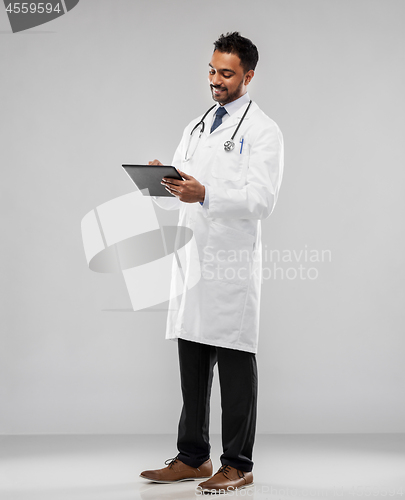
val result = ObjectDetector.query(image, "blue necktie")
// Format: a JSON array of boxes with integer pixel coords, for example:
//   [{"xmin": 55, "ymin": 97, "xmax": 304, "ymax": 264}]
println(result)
[{"xmin": 210, "ymin": 106, "xmax": 227, "ymax": 133}]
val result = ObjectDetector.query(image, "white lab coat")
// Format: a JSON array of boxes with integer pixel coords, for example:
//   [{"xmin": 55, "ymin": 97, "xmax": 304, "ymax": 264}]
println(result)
[{"xmin": 154, "ymin": 101, "xmax": 284, "ymax": 353}]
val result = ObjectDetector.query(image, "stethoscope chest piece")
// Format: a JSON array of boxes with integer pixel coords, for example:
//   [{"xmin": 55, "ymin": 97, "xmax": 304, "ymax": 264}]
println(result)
[{"xmin": 224, "ymin": 140, "xmax": 235, "ymax": 152}]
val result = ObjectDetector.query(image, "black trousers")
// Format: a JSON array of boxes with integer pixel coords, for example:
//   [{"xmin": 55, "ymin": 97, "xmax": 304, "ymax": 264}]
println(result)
[{"xmin": 176, "ymin": 338, "xmax": 258, "ymax": 472}]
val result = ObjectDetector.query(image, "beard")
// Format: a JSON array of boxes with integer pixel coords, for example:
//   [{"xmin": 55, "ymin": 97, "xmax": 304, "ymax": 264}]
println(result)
[{"xmin": 210, "ymin": 77, "xmax": 244, "ymax": 105}]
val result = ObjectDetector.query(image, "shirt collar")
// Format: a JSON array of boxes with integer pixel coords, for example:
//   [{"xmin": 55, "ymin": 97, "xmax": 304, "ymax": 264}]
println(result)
[{"xmin": 215, "ymin": 92, "xmax": 250, "ymax": 117}]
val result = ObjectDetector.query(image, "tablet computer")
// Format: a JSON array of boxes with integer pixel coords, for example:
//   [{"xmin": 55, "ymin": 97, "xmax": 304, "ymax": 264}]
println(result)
[{"xmin": 122, "ymin": 164, "xmax": 183, "ymax": 197}]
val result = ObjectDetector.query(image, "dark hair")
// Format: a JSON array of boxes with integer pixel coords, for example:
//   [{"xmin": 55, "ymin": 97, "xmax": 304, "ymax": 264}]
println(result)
[{"xmin": 213, "ymin": 32, "xmax": 259, "ymax": 73}]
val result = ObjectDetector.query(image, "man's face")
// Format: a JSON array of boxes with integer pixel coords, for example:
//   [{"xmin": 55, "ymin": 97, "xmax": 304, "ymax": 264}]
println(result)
[{"xmin": 208, "ymin": 50, "xmax": 254, "ymax": 105}]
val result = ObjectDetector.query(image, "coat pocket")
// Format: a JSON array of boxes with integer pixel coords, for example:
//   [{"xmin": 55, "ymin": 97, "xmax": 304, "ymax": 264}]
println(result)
[{"xmin": 211, "ymin": 142, "xmax": 249, "ymax": 181}]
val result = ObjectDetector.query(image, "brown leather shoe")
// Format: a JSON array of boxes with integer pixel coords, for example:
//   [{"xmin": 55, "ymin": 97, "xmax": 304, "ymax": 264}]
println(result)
[
  {"xmin": 140, "ymin": 457, "xmax": 213, "ymax": 483},
  {"xmin": 197, "ymin": 464, "xmax": 253, "ymax": 493}
]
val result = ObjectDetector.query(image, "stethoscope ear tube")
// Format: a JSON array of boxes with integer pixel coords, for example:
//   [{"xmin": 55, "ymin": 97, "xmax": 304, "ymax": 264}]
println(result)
[
  {"xmin": 189, "ymin": 105, "xmax": 216, "ymax": 137},
  {"xmin": 185, "ymin": 106, "xmax": 216, "ymax": 161},
  {"xmin": 224, "ymin": 100, "xmax": 252, "ymax": 152}
]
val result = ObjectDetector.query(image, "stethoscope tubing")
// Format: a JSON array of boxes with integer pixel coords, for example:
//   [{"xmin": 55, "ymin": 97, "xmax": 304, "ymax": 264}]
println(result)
[
  {"xmin": 189, "ymin": 105, "xmax": 216, "ymax": 137},
  {"xmin": 229, "ymin": 100, "xmax": 252, "ymax": 142},
  {"xmin": 186, "ymin": 100, "xmax": 252, "ymax": 159}
]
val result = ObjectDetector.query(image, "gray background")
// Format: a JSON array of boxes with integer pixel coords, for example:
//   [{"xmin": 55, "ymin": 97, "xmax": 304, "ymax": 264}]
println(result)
[{"xmin": 1, "ymin": 0, "xmax": 404, "ymax": 435}]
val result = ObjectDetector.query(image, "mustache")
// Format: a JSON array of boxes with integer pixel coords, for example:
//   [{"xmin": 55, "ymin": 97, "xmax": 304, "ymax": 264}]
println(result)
[{"xmin": 211, "ymin": 85, "xmax": 227, "ymax": 90}]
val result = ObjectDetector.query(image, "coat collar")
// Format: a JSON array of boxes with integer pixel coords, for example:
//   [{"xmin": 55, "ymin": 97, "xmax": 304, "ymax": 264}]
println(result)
[{"xmin": 203, "ymin": 98, "xmax": 258, "ymax": 139}]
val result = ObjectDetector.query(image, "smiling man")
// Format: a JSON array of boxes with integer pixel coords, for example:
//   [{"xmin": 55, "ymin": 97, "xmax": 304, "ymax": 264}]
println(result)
[
  {"xmin": 209, "ymin": 49, "xmax": 250, "ymax": 104},
  {"xmin": 140, "ymin": 32, "xmax": 284, "ymax": 493}
]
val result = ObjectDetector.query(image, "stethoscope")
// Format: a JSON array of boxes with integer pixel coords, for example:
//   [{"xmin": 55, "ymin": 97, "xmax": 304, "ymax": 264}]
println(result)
[{"xmin": 184, "ymin": 100, "xmax": 252, "ymax": 161}]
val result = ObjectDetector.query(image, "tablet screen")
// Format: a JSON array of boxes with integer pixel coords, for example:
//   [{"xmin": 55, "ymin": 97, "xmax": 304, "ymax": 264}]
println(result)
[{"xmin": 122, "ymin": 165, "xmax": 183, "ymax": 197}]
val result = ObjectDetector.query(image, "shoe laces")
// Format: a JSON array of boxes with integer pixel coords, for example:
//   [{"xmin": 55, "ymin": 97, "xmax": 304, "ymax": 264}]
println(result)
[
  {"xmin": 164, "ymin": 457, "xmax": 178, "ymax": 469},
  {"xmin": 217, "ymin": 464, "xmax": 245, "ymax": 479}
]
